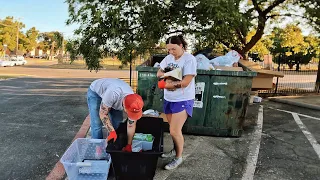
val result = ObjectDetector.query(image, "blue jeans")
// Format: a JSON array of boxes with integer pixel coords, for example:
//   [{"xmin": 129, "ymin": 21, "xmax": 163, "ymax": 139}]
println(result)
[{"xmin": 87, "ymin": 88, "xmax": 123, "ymax": 139}]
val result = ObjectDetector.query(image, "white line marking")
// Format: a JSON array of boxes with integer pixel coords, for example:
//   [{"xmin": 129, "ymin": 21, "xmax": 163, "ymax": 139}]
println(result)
[
  {"xmin": 242, "ymin": 105, "xmax": 264, "ymax": 180},
  {"xmin": 292, "ymin": 113, "xmax": 320, "ymax": 159},
  {"xmin": 268, "ymin": 107, "xmax": 320, "ymax": 121}
]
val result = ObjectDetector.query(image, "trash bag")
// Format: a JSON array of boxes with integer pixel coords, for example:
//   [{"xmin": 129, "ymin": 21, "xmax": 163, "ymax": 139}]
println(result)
[
  {"xmin": 195, "ymin": 54, "xmax": 214, "ymax": 70},
  {"xmin": 209, "ymin": 50, "xmax": 242, "ymax": 67},
  {"xmin": 143, "ymin": 109, "xmax": 160, "ymax": 117},
  {"xmin": 153, "ymin": 62, "xmax": 160, "ymax": 68}
]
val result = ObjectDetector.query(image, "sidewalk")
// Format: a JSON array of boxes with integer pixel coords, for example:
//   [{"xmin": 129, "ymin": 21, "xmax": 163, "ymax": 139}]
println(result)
[{"xmin": 268, "ymin": 95, "xmax": 320, "ymax": 111}]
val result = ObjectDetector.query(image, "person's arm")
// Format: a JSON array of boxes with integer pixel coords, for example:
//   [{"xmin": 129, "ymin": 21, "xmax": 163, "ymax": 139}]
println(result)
[
  {"xmin": 127, "ymin": 119, "xmax": 137, "ymax": 145},
  {"xmin": 100, "ymin": 104, "xmax": 115, "ymax": 132},
  {"xmin": 122, "ymin": 118, "xmax": 137, "ymax": 152},
  {"xmin": 100, "ymin": 104, "xmax": 117, "ymax": 142},
  {"xmin": 161, "ymin": 75, "xmax": 195, "ymax": 90}
]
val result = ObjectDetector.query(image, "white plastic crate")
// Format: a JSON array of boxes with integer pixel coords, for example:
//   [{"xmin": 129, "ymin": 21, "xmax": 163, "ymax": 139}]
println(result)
[{"xmin": 60, "ymin": 138, "xmax": 112, "ymax": 180}]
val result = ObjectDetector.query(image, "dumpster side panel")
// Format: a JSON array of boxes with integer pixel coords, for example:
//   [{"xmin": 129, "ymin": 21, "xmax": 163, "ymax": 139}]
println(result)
[
  {"xmin": 137, "ymin": 70, "xmax": 163, "ymax": 112},
  {"xmin": 185, "ymin": 75, "xmax": 210, "ymax": 127},
  {"xmin": 204, "ymin": 76, "xmax": 252, "ymax": 136}
]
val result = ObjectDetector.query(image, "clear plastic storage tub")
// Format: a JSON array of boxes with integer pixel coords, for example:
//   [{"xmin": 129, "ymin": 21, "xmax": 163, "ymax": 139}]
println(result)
[{"xmin": 60, "ymin": 138, "xmax": 112, "ymax": 180}]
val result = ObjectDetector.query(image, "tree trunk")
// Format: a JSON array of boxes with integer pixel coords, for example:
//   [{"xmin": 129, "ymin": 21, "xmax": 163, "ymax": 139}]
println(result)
[
  {"xmin": 288, "ymin": 64, "xmax": 294, "ymax": 69},
  {"xmin": 315, "ymin": 60, "xmax": 320, "ymax": 92},
  {"xmin": 50, "ymin": 41, "xmax": 55, "ymax": 61},
  {"xmin": 239, "ymin": 0, "xmax": 286, "ymax": 60},
  {"xmin": 295, "ymin": 61, "xmax": 300, "ymax": 71}
]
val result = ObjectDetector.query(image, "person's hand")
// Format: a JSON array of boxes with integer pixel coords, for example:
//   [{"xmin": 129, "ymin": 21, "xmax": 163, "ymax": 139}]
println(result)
[
  {"xmin": 157, "ymin": 71, "xmax": 165, "ymax": 78},
  {"xmin": 158, "ymin": 79, "xmax": 166, "ymax": 89},
  {"xmin": 107, "ymin": 131, "xmax": 117, "ymax": 143},
  {"xmin": 122, "ymin": 144, "xmax": 132, "ymax": 152}
]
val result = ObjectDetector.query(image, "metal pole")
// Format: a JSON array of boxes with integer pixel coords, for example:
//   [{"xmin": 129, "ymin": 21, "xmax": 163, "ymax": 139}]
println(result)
[
  {"xmin": 16, "ymin": 22, "xmax": 19, "ymax": 56},
  {"xmin": 130, "ymin": 50, "xmax": 132, "ymax": 86},
  {"xmin": 3, "ymin": 44, "xmax": 7, "ymax": 57},
  {"xmin": 129, "ymin": 36, "xmax": 133, "ymax": 86},
  {"xmin": 274, "ymin": 54, "xmax": 281, "ymax": 95}
]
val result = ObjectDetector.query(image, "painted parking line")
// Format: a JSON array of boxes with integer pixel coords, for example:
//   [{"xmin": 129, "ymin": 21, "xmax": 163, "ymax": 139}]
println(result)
[
  {"xmin": 242, "ymin": 105, "xmax": 264, "ymax": 180},
  {"xmin": 268, "ymin": 107, "xmax": 320, "ymax": 121},
  {"xmin": 269, "ymin": 107, "xmax": 320, "ymax": 159},
  {"xmin": 292, "ymin": 113, "xmax": 320, "ymax": 159}
]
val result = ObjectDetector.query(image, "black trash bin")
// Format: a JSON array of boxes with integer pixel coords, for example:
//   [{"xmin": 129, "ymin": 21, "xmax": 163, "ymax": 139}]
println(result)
[{"xmin": 106, "ymin": 117, "xmax": 164, "ymax": 180}]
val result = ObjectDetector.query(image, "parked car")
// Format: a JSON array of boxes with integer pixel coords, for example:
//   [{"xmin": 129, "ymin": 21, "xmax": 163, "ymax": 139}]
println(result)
[
  {"xmin": 0, "ymin": 56, "xmax": 14, "ymax": 67},
  {"xmin": 9, "ymin": 58, "xmax": 27, "ymax": 66},
  {"xmin": 0, "ymin": 60, "xmax": 14, "ymax": 67}
]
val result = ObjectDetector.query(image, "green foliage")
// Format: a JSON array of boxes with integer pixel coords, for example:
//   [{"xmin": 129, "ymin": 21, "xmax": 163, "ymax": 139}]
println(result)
[
  {"xmin": 0, "ymin": 16, "xmax": 42, "ymax": 54},
  {"xmin": 269, "ymin": 24, "xmax": 319, "ymax": 69},
  {"xmin": 295, "ymin": 0, "xmax": 320, "ymax": 32},
  {"xmin": 247, "ymin": 30, "xmax": 272, "ymax": 60},
  {"xmin": 66, "ymin": 0, "xmax": 174, "ymax": 70},
  {"xmin": 0, "ymin": 17, "xmax": 26, "ymax": 52},
  {"xmin": 38, "ymin": 31, "xmax": 64, "ymax": 53},
  {"xmin": 66, "ymin": 0, "xmax": 320, "ymax": 70},
  {"xmin": 24, "ymin": 27, "xmax": 39, "ymax": 52}
]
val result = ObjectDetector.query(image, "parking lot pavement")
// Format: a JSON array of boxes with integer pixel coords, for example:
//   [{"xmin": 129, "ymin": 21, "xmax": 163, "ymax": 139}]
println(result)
[
  {"xmin": 255, "ymin": 101, "xmax": 320, "ymax": 180},
  {"xmin": 0, "ymin": 77, "xmax": 93, "ymax": 179}
]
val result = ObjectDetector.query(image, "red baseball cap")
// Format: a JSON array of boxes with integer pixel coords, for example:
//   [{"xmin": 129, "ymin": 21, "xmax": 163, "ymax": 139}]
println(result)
[{"xmin": 124, "ymin": 94, "xmax": 144, "ymax": 121}]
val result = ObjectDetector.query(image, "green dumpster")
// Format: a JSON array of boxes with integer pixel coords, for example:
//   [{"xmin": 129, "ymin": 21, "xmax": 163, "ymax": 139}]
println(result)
[{"xmin": 136, "ymin": 65, "xmax": 257, "ymax": 137}]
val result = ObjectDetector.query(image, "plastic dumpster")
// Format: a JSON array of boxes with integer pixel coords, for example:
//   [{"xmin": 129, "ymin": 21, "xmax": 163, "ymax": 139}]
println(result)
[
  {"xmin": 136, "ymin": 63, "xmax": 257, "ymax": 137},
  {"xmin": 106, "ymin": 117, "xmax": 164, "ymax": 180}
]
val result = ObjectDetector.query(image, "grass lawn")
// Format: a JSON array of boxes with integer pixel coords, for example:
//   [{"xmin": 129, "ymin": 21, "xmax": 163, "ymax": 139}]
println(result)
[
  {"xmin": 0, "ymin": 75, "xmax": 16, "ymax": 80},
  {"xmin": 48, "ymin": 58, "xmax": 143, "ymax": 70}
]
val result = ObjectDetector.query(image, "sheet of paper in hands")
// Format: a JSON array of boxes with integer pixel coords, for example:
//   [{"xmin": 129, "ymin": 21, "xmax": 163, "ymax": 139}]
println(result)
[{"xmin": 161, "ymin": 68, "xmax": 182, "ymax": 81}]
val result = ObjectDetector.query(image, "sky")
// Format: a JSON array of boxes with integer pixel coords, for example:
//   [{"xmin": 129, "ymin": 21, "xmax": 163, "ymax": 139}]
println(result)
[{"xmin": 0, "ymin": 0, "xmax": 78, "ymax": 39}]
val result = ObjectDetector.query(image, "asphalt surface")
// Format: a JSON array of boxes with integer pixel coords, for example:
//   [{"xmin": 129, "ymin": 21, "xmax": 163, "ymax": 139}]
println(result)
[
  {"xmin": 256, "ymin": 101, "xmax": 320, "ymax": 180},
  {"xmin": 0, "ymin": 77, "xmax": 93, "ymax": 179},
  {"xmin": 0, "ymin": 68, "xmax": 319, "ymax": 180}
]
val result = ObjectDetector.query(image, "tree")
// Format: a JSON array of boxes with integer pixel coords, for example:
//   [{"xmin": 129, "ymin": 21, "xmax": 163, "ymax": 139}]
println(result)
[
  {"xmin": 247, "ymin": 31, "xmax": 272, "ymax": 61},
  {"xmin": 24, "ymin": 27, "xmax": 39, "ymax": 53},
  {"xmin": 66, "ymin": 0, "xmax": 175, "ymax": 70},
  {"xmin": 0, "ymin": 17, "xmax": 26, "ymax": 54},
  {"xmin": 66, "ymin": 0, "xmax": 319, "ymax": 70},
  {"xmin": 270, "ymin": 24, "xmax": 318, "ymax": 70},
  {"xmin": 295, "ymin": 0, "xmax": 320, "ymax": 32},
  {"xmin": 38, "ymin": 31, "xmax": 64, "ymax": 60}
]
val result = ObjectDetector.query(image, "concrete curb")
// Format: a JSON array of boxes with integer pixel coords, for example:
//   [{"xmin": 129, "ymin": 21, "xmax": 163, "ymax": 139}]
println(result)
[
  {"xmin": 46, "ymin": 115, "xmax": 91, "ymax": 180},
  {"xmin": 268, "ymin": 97, "xmax": 320, "ymax": 111}
]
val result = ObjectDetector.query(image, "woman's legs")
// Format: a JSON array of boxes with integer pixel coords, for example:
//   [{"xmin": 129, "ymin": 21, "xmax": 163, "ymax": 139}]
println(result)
[
  {"xmin": 166, "ymin": 114, "xmax": 177, "ymax": 151},
  {"xmin": 164, "ymin": 110, "xmax": 188, "ymax": 170},
  {"xmin": 169, "ymin": 110, "xmax": 188, "ymax": 158}
]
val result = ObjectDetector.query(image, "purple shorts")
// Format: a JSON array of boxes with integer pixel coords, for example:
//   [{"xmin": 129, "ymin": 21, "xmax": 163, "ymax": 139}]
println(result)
[{"xmin": 163, "ymin": 99, "xmax": 194, "ymax": 117}]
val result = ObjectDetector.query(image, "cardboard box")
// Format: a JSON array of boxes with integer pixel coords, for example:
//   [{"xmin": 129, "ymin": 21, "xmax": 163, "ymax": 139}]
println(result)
[
  {"xmin": 214, "ymin": 66, "xmax": 243, "ymax": 71},
  {"xmin": 251, "ymin": 73, "xmax": 274, "ymax": 89},
  {"xmin": 239, "ymin": 59, "xmax": 284, "ymax": 90},
  {"xmin": 143, "ymin": 113, "xmax": 168, "ymax": 122}
]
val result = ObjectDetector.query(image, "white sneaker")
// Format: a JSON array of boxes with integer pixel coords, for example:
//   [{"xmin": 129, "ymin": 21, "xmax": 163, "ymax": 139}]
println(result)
[
  {"xmin": 161, "ymin": 149, "xmax": 176, "ymax": 158},
  {"xmin": 164, "ymin": 157, "xmax": 183, "ymax": 170}
]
